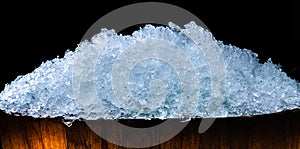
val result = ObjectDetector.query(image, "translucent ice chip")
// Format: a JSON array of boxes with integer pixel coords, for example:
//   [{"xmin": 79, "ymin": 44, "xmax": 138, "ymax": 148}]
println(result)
[{"xmin": 0, "ymin": 22, "xmax": 299, "ymax": 120}]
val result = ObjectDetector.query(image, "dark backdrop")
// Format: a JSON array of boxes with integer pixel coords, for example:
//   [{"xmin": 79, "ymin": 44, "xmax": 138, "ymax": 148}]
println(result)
[{"xmin": 1, "ymin": 1, "xmax": 299, "ymax": 90}]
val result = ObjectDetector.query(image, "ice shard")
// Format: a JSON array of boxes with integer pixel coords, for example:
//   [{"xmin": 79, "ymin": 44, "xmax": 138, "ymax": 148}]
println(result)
[{"xmin": 0, "ymin": 22, "xmax": 299, "ymax": 120}]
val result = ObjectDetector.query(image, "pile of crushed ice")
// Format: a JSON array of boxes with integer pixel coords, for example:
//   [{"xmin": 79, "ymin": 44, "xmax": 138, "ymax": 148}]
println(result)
[{"xmin": 0, "ymin": 22, "xmax": 299, "ymax": 120}]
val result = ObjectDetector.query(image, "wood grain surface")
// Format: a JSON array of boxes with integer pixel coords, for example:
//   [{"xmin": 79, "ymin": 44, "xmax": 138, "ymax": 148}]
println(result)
[{"xmin": 0, "ymin": 110, "xmax": 299, "ymax": 149}]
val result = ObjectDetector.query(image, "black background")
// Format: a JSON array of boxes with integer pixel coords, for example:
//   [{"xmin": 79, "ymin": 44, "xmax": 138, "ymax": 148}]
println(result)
[{"xmin": 0, "ymin": 1, "xmax": 299, "ymax": 90}]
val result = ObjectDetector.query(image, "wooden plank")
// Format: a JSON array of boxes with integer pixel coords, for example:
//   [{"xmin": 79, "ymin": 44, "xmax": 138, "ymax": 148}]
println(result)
[
  {"xmin": 0, "ymin": 113, "xmax": 67, "ymax": 149},
  {"xmin": 0, "ymin": 110, "xmax": 299, "ymax": 149}
]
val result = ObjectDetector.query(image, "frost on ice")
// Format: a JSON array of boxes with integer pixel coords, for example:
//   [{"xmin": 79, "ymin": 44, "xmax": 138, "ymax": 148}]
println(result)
[{"xmin": 0, "ymin": 22, "xmax": 299, "ymax": 120}]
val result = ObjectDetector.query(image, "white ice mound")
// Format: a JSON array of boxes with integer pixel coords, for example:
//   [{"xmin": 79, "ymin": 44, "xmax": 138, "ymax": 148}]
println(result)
[{"xmin": 0, "ymin": 22, "xmax": 299, "ymax": 120}]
